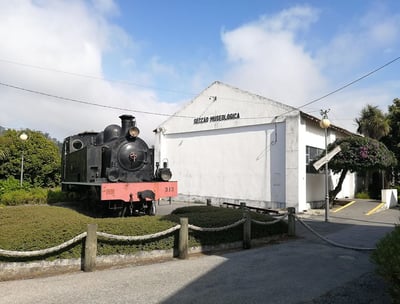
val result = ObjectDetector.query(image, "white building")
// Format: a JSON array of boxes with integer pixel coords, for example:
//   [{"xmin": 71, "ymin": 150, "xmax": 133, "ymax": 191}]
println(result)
[{"xmin": 154, "ymin": 81, "xmax": 356, "ymax": 212}]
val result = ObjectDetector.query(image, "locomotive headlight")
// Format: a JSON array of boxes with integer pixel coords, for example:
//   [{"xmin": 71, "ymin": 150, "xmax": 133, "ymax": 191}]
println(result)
[
  {"xmin": 159, "ymin": 168, "xmax": 172, "ymax": 181},
  {"xmin": 128, "ymin": 127, "xmax": 140, "ymax": 138}
]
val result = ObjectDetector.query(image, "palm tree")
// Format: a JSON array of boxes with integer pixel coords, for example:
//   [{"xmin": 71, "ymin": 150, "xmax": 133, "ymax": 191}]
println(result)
[
  {"xmin": 355, "ymin": 104, "xmax": 390, "ymax": 140},
  {"xmin": 355, "ymin": 104, "xmax": 390, "ymax": 194}
]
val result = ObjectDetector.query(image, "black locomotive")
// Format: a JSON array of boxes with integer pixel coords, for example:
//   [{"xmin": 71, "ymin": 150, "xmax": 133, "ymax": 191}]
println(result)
[{"xmin": 61, "ymin": 114, "xmax": 177, "ymax": 216}]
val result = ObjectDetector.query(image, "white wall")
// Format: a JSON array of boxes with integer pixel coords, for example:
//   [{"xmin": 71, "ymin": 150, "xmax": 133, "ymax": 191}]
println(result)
[
  {"xmin": 158, "ymin": 123, "xmax": 286, "ymax": 208},
  {"xmin": 154, "ymin": 82, "xmax": 356, "ymax": 211},
  {"xmin": 304, "ymin": 121, "xmax": 356, "ymax": 205}
]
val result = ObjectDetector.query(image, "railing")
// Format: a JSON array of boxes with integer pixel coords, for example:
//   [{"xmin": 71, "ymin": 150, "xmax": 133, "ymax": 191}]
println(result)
[
  {"xmin": 1, "ymin": 205, "xmax": 376, "ymax": 275},
  {"xmin": 0, "ymin": 204, "xmax": 289, "ymax": 272}
]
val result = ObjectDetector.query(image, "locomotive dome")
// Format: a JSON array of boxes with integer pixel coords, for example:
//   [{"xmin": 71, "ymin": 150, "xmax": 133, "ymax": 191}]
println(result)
[{"xmin": 103, "ymin": 124, "xmax": 121, "ymax": 142}]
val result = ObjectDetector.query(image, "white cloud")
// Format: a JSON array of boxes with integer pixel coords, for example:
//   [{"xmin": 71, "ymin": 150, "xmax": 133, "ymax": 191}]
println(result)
[
  {"xmin": 221, "ymin": 4, "xmax": 400, "ymax": 133},
  {"xmin": 0, "ymin": 0, "xmax": 179, "ymax": 144},
  {"xmin": 221, "ymin": 5, "xmax": 326, "ymax": 106}
]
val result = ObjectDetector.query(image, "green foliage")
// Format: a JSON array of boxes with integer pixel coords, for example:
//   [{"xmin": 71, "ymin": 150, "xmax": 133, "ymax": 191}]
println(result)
[
  {"xmin": 47, "ymin": 188, "xmax": 69, "ymax": 204},
  {"xmin": 355, "ymin": 192, "xmax": 370, "ymax": 199},
  {"xmin": 0, "ymin": 206, "xmax": 89, "ymax": 261},
  {"xmin": 0, "ymin": 185, "xmax": 59, "ymax": 206},
  {"xmin": 371, "ymin": 225, "xmax": 400, "ymax": 303},
  {"xmin": 0, "ymin": 188, "xmax": 49, "ymax": 206},
  {"xmin": 356, "ymin": 104, "xmax": 390, "ymax": 140},
  {"xmin": 0, "ymin": 205, "xmax": 287, "ymax": 262},
  {"xmin": 0, "ymin": 129, "xmax": 61, "ymax": 187},
  {"xmin": 326, "ymin": 136, "xmax": 397, "ymax": 174},
  {"xmin": 0, "ymin": 176, "xmax": 28, "ymax": 196},
  {"xmin": 168, "ymin": 206, "xmax": 287, "ymax": 246},
  {"xmin": 382, "ymin": 98, "xmax": 400, "ymax": 184},
  {"xmin": 0, "ymin": 186, "xmax": 68, "ymax": 206}
]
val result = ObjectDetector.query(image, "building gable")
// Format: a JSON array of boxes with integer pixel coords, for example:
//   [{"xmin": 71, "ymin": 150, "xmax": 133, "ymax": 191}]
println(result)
[{"xmin": 157, "ymin": 81, "xmax": 299, "ymax": 135}]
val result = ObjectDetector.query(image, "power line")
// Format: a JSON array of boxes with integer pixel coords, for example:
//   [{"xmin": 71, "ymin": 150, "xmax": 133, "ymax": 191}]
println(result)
[
  {"xmin": 297, "ymin": 56, "xmax": 400, "ymax": 110},
  {"xmin": 271, "ymin": 55, "xmax": 400, "ymax": 119},
  {"xmin": 0, "ymin": 58, "xmax": 197, "ymax": 97},
  {"xmin": 0, "ymin": 81, "xmax": 193, "ymax": 119},
  {"xmin": 0, "ymin": 58, "xmax": 284, "ymax": 106},
  {"xmin": 1, "ymin": 55, "xmax": 399, "ymax": 122}
]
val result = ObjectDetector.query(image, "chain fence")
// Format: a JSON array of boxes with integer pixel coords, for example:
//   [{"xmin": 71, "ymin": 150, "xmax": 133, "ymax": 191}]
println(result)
[
  {"xmin": 0, "ymin": 232, "xmax": 87, "ymax": 258},
  {"xmin": 0, "ymin": 208, "xmax": 288, "ymax": 260},
  {"xmin": 0, "ymin": 208, "xmax": 377, "ymax": 262},
  {"xmin": 294, "ymin": 214, "xmax": 376, "ymax": 251}
]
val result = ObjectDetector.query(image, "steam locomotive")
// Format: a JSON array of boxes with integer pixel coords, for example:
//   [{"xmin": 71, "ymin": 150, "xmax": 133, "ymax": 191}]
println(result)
[{"xmin": 61, "ymin": 114, "xmax": 177, "ymax": 216}]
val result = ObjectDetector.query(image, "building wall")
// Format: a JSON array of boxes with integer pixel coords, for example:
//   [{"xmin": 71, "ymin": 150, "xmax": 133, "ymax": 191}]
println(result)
[
  {"xmin": 154, "ymin": 82, "xmax": 356, "ymax": 211},
  {"xmin": 157, "ymin": 122, "xmax": 286, "ymax": 208},
  {"xmin": 304, "ymin": 120, "xmax": 356, "ymax": 208}
]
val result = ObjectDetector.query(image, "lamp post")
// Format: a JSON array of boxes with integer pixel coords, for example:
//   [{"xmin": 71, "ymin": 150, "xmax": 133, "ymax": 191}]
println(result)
[
  {"xmin": 19, "ymin": 132, "xmax": 28, "ymax": 187},
  {"xmin": 319, "ymin": 110, "xmax": 330, "ymax": 222}
]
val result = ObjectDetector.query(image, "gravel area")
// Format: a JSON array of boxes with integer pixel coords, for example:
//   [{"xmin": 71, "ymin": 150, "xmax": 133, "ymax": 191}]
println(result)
[{"xmin": 300, "ymin": 272, "xmax": 392, "ymax": 304}]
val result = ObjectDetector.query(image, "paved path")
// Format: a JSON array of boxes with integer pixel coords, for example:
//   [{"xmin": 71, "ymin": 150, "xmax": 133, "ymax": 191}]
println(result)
[{"xmin": 0, "ymin": 201, "xmax": 398, "ymax": 304}]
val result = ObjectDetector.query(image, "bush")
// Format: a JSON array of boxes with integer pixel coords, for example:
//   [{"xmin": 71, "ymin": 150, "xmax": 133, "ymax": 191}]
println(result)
[
  {"xmin": 0, "ymin": 177, "xmax": 30, "ymax": 196},
  {"xmin": 0, "ymin": 205, "xmax": 288, "ymax": 262},
  {"xmin": 0, "ymin": 188, "xmax": 48, "ymax": 206},
  {"xmin": 355, "ymin": 192, "xmax": 370, "ymax": 199},
  {"xmin": 371, "ymin": 225, "xmax": 400, "ymax": 303},
  {"xmin": 47, "ymin": 188, "xmax": 68, "ymax": 204},
  {"xmin": 0, "ymin": 185, "xmax": 67, "ymax": 206},
  {"xmin": 393, "ymin": 185, "xmax": 400, "ymax": 203}
]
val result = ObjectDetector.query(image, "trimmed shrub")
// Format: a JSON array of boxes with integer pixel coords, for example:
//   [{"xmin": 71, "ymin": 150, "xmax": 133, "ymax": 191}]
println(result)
[
  {"xmin": 371, "ymin": 225, "xmax": 400, "ymax": 303},
  {"xmin": 0, "ymin": 186, "xmax": 67, "ymax": 206},
  {"xmin": 0, "ymin": 205, "xmax": 288, "ymax": 262},
  {"xmin": 0, "ymin": 188, "xmax": 48, "ymax": 206},
  {"xmin": 0, "ymin": 177, "xmax": 30, "ymax": 196},
  {"xmin": 47, "ymin": 188, "xmax": 68, "ymax": 204},
  {"xmin": 355, "ymin": 192, "xmax": 370, "ymax": 199}
]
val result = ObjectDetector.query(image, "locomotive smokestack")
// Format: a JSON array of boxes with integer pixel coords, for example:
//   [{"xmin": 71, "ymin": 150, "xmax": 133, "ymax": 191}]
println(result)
[{"xmin": 119, "ymin": 114, "xmax": 136, "ymax": 135}]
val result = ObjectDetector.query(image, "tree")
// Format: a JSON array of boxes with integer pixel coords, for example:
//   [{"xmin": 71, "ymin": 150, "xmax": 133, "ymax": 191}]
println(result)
[
  {"xmin": 0, "ymin": 129, "xmax": 61, "ymax": 187},
  {"xmin": 355, "ymin": 104, "xmax": 390, "ymax": 140},
  {"xmin": 317, "ymin": 136, "xmax": 397, "ymax": 202},
  {"xmin": 382, "ymin": 98, "xmax": 400, "ymax": 184},
  {"xmin": 355, "ymin": 104, "xmax": 390, "ymax": 194}
]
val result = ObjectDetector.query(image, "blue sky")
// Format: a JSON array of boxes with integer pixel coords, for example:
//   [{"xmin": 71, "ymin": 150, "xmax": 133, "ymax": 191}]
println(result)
[{"xmin": 0, "ymin": 0, "xmax": 400, "ymax": 142}]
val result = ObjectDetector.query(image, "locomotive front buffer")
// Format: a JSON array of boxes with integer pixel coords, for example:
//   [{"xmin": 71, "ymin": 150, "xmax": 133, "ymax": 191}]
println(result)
[{"xmin": 101, "ymin": 181, "xmax": 178, "ymax": 215}]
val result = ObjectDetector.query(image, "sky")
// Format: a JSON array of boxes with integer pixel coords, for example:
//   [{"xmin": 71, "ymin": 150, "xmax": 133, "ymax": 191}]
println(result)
[{"xmin": 1, "ymin": 0, "xmax": 400, "ymax": 144}]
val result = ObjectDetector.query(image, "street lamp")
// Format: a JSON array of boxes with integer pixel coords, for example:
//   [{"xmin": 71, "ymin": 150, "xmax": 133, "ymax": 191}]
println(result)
[
  {"xmin": 19, "ymin": 132, "xmax": 28, "ymax": 187},
  {"xmin": 320, "ymin": 110, "xmax": 330, "ymax": 222}
]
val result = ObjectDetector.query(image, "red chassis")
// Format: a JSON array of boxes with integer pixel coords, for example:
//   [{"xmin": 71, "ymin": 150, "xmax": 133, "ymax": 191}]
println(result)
[{"xmin": 101, "ymin": 181, "xmax": 177, "ymax": 202}]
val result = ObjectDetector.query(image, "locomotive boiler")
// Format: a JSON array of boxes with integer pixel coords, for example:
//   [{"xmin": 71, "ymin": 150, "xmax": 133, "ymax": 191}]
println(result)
[{"xmin": 61, "ymin": 114, "xmax": 177, "ymax": 216}]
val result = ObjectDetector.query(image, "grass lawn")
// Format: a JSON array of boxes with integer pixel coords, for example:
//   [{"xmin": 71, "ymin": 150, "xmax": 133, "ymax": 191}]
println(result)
[{"xmin": 0, "ymin": 204, "xmax": 287, "ymax": 262}]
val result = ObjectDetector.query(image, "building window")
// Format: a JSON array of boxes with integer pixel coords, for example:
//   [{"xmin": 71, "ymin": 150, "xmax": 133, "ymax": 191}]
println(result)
[{"xmin": 306, "ymin": 146, "xmax": 324, "ymax": 173}]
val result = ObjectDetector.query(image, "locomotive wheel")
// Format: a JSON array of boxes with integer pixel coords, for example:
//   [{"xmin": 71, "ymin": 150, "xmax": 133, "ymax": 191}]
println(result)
[
  {"xmin": 118, "ymin": 205, "xmax": 128, "ymax": 217},
  {"xmin": 146, "ymin": 201, "xmax": 156, "ymax": 216}
]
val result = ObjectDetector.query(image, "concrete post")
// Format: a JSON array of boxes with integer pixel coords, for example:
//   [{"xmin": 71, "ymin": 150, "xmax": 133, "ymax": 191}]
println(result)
[
  {"xmin": 242, "ymin": 204, "xmax": 251, "ymax": 249},
  {"xmin": 179, "ymin": 217, "xmax": 188, "ymax": 259},
  {"xmin": 83, "ymin": 223, "xmax": 98, "ymax": 272},
  {"xmin": 287, "ymin": 207, "xmax": 296, "ymax": 237}
]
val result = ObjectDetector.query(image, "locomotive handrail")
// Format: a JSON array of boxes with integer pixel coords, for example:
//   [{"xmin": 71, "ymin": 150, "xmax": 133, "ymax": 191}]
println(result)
[
  {"xmin": 0, "ymin": 232, "xmax": 87, "ymax": 257},
  {"xmin": 96, "ymin": 225, "xmax": 181, "ymax": 241}
]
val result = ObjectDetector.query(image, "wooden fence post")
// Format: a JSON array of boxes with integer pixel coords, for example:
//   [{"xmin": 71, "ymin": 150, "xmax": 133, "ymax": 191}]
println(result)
[
  {"xmin": 83, "ymin": 223, "xmax": 98, "ymax": 272},
  {"xmin": 179, "ymin": 217, "xmax": 188, "ymax": 259},
  {"xmin": 242, "ymin": 203, "xmax": 251, "ymax": 249},
  {"xmin": 287, "ymin": 207, "xmax": 296, "ymax": 237}
]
